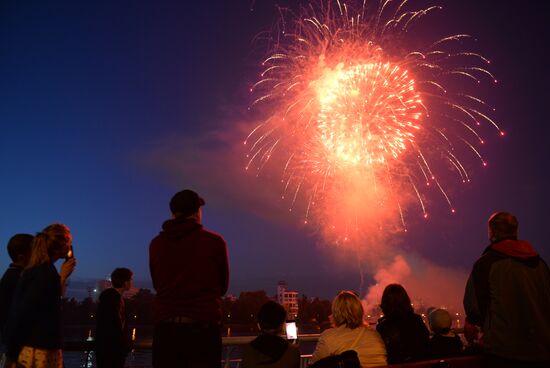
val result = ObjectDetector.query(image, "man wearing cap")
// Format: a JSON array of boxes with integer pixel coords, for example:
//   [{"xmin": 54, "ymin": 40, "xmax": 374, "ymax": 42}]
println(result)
[
  {"xmin": 149, "ymin": 189, "xmax": 229, "ymax": 368},
  {"xmin": 463, "ymin": 212, "xmax": 550, "ymax": 368}
]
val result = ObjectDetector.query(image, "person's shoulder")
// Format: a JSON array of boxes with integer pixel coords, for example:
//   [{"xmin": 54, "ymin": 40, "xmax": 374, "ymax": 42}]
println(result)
[
  {"xmin": 99, "ymin": 288, "xmax": 120, "ymax": 302},
  {"xmin": 362, "ymin": 325, "xmax": 382, "ymax": 336},
  {"xmin": 320, "ymin": 325, "xmax": 351, "ymax": 339},
  {"xmin": 0, "ymin": 266, "xmax": 21, "ymax": 283},
  {"xmin": 475, "ymin": 246, "xmax": 508, "ymax": 266},
  {"xmin": 149, "ymin": 233, "xmax": 161, "ymax": 243},
  {"xmin": 376, "ymin": 316, "xmax": 395, "ymax": 330},
  {"xmin": 25, "ymin": 262, "xmax": 58, "ymax": 278},
  {"xmin": 19, "ymin": 263, "xmax": 59, "ymax": 291},
  {"xmin": 0, "ymin": 267, "xmax": 18, "ymax": 294},
  {"xmin": 200, "ymin": 227, "xmax": 227, "ymax": 245},
  {"xmin": 285, "ymin": 342, "xmax": 301, "ymax": 359},
  {"xmin": 149, "ymin": 232, "xmax": 165, "ymax": 247},
  {"xmin": 319, "ymin": 326, "xmax": 339, "ymax": 336},
  {"xmin": 241, "ymin": 342, "xmax": 265, "ymax": 365}
]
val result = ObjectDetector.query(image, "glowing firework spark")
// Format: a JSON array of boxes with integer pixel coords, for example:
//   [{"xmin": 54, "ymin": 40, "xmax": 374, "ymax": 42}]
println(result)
[
  {"xmin": 316, "ymin": 61, "xmax": 422, "ymax": 167},
  {"xmin": 246, "ymin": 0, "xmax": 501, "ymax": 238}
]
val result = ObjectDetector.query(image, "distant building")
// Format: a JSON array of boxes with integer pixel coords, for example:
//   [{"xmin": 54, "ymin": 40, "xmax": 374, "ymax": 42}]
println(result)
[{"xmin": 277, "ymin": 281, "xmax": 299, "ymax": 319}]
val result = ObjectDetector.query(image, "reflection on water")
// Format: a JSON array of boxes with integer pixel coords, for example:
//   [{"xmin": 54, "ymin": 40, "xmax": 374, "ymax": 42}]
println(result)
[
  {"xmin": 64, "ymin": 350, "xmax": 153, "ymax": 368},
  {"xmin": 64, "ymin": 327, "xmax": 154, "ymax": 368}
]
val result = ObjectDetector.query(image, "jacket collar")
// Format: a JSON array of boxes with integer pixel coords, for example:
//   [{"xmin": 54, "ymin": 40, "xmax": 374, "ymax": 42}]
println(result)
[{"xmin": 486, "ymin": 239, "xmax": 539, "ymax": 259}]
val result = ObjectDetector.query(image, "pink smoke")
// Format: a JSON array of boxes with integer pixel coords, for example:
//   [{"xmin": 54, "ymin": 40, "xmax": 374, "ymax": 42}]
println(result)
[{"xmin": 363, "ymin": 254, "xmax": 468, "ymax": 316}]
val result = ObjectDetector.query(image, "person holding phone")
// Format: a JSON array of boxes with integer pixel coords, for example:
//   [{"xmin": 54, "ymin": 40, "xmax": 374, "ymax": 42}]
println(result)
[
  {"xmin": 241, "ymin": 301, "xmax": 300, "ymax": 368},
  {"xmin": 4, "ymin": 224, "xmax": 76, "ymax": 368}
]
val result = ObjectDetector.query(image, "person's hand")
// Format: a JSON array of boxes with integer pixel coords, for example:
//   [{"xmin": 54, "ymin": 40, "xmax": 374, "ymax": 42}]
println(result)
[{"xmin": 60, "ymin": 257, "xmax": 77, "ymax": 281}]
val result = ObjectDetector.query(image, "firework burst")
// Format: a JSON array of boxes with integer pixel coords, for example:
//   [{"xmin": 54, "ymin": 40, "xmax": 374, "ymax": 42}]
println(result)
[{"xmin": 246, "ymin": 0, "xmax": 501, "ymax": 239}]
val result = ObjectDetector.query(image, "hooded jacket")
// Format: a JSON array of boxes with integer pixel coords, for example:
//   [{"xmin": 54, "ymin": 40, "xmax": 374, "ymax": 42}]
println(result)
[
  {"xmin": 241, "ymin": 334, "xmax": 301, "ymax": 368},
  {"xmin": 463, "ymin": 239, "xmax": 550, "ymax": 361},
  {"xmin": 149, "ymin": 217, "xmax": 229, "ymax": 324}
]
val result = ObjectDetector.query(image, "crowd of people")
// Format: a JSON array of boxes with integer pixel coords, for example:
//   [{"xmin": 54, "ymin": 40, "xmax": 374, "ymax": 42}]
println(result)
[{"xmin": 1, "ymin": 189, "xmax": 549, "ymax": 368}]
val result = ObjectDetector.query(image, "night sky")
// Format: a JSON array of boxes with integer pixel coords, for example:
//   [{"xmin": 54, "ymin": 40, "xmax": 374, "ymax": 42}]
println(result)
[{"xmin": 1, "ymin": 0, "xmax": 549, "ymax": 300}]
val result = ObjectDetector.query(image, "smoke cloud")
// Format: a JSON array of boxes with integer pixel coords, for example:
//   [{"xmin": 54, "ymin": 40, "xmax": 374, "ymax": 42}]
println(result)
[{"xmin": 363, "ymin": 254, "xmax": 469, "ymax": 314}]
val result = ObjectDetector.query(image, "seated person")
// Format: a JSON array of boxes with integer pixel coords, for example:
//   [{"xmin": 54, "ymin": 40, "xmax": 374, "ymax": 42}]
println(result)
[
  {"xmin": 376, "ymin": 284, "xmax": 429, "ymax": 364},
  {"xmin": 241, "ymin": 301, "xmax": 300, "ymax": 368},
  {"xmin": 427, "ymin": 308, "xmax": 463, "ymax": 359},
  {"xmin": 311, "ymin": 291, "xmax": 387, "ymax": 367}
]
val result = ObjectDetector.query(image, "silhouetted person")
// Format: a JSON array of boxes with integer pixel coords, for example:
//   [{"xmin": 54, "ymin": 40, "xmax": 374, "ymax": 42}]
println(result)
[
  {"xmin": 4, "ymin": 224, "xmax": 76, "ymax": 368},
  {"xmin": 149, "ymin": 189, "xmax": 229, "ymax": 368},
  {"xmin": 463, "ymin": 212, "xmax": 550, "ymax": 368},
  {"xmin": 376, "ymin": 284, "xmax": 429, "ymax": 364},
  {"xmin": 95, "ymin": 267, "xmax": 133, "ymax": 368},
  {"xmin": 311, "ymin": 291, "xmax": 387, "ymax": 367},
  {"xmin": 0, "ymin": 234, "xmax": 33, "ymax": 361},
  {"xmin": 241, "ymin": 301, "xmax": 300, "ymax": 368},
  {"xmin": 427, "ymin": 308, "xmax": 463, "ymax": 359}
]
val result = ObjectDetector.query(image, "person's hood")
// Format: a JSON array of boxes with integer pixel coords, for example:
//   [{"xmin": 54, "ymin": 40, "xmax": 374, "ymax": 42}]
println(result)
[
  {"xmin": 250, "ymin": 333, "xmax": 288, "ymax": 364},
  {"xmin": 160, "ymin": 217, "xmax": 202, "ymax": 239},
  {"xmin": 488, "ymin": 239, "xmax": 539, "ymax": 259}
]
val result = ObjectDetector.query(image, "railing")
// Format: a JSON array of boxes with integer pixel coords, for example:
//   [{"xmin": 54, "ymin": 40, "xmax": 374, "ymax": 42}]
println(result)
[
  {"xmin": 219, "ymin": 334, "xmax": 319, "ymax": 368},
  {"xmin": 64, "ymin": 330, "xmax": 481, "ymax": 368},
  {"xmin": 63, "ymin": 334, "xmax": 320, "ymax": 368}
]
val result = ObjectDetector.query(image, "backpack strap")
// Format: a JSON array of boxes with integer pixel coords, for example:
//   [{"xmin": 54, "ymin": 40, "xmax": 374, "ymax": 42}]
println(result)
[{"xmin": 349, "ymin": 327, "xmax": 365, "ymax": 350}]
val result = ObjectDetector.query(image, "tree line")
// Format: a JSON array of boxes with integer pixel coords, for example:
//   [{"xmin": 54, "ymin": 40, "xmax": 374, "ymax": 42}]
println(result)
[{"xmin": 61, "ymin": 289, "xmax": 332, "ymax": 329}]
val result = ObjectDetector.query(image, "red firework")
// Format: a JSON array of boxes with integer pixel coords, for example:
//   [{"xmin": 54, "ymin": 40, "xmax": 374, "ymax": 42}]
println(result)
[{"xmin": 246, "ymin": 0, "xmax": 501, "ymax": 239}]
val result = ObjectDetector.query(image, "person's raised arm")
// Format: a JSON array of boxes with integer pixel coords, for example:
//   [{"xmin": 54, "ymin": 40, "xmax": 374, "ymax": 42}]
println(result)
[{"xmin": 60, "ymin": 258, "xmax": 76, "ymax": 296}]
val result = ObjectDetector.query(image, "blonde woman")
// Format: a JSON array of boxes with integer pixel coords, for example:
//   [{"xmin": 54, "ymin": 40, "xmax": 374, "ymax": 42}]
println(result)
[
  {"xmin": 4, "ymin": 224, "xmax": 76, "ymax": 368},
  {"xmin": 311, "ymin": 291, "xmax": 387, "ymax": 367}
]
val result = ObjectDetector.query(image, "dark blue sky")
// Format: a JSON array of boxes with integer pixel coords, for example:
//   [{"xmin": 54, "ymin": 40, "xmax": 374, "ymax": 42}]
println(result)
[{"xmin": 1, "ymin": 0, "xmax": 549, "ymax": 299}]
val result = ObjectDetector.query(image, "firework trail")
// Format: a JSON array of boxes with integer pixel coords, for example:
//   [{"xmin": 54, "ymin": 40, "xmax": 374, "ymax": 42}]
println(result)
[{"xmin": 246, "ymin": 0, "xmax": 501, "ymax": 243}]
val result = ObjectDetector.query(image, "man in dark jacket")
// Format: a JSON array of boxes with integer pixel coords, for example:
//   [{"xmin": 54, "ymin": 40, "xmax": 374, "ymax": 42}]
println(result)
[
  {"xmin": 463, "ymin": 212, "xmax": 550, "ymax": 368},
  {"xmin": 149, "ymin": 189, "xmax": 229, "ymax": 368},
  {"xmin": 95, "ymin": 267, "xmax": 133, "ymax": 368}
]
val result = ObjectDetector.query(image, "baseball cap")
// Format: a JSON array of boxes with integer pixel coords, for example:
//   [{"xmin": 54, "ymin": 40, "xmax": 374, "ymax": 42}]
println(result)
[{"xmin": 169, "ymin": 189, "xmax": 205, "ymax": 217}]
